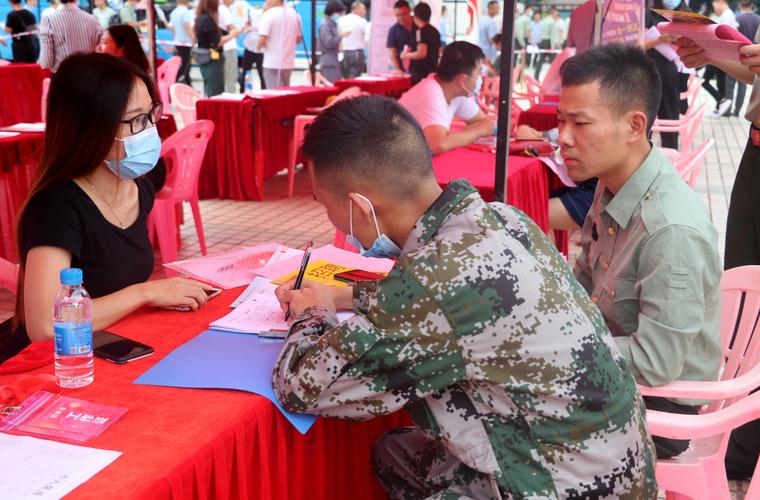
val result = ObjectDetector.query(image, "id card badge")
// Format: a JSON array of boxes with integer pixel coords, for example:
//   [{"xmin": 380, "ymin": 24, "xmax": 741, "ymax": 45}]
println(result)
[{"xmin": 751, "ymin": 126, "xmax": 760, "ymax": 147}]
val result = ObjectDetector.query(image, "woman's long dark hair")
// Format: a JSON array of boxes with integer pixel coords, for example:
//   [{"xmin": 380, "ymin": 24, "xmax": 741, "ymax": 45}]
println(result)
[
  {"xmin": 197, "ymin": 0, "xmax": 219, "ymax": 22},
  {"xmin": 13, "ymin": 53, "xmax": 159, "ymax": 326},
  {"xmin": 108, "ymin": 24, "xmax": 150, "ymax": 73}
]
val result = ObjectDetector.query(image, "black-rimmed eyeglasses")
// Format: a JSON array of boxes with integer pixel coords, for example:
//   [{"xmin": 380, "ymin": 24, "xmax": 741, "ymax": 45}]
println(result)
[{"xmin": 121, "ymin": 102, "xmax": 163, "ymax": 135}]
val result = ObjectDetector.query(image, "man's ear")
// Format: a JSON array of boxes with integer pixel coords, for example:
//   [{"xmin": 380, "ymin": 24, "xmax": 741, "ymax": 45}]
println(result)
[
  {"xmin": 348, "ymin": 192, "xmax": 374, "ymax": 221},
  {"xmin": 628, "ymin": 110, "xmax": 649, "ymax": 143}
]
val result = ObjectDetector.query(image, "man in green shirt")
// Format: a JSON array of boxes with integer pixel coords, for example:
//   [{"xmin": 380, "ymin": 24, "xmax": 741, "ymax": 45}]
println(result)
[
  {"xmin": 560, "ymin": 44, "xmax": 722, "ymax": 459},
  {"xmin": 514, "ymin": 4, "xmax": 532, "ymax": 64},
  {"xmin": 272, "ymin": 95, "xmax": 657, "ymax": 498}
]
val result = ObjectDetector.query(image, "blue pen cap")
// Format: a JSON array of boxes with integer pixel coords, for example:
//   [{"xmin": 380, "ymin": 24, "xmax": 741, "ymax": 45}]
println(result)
[{"xmin": 60, "ymin": 268, "xmax": 83, "ymax": 286}]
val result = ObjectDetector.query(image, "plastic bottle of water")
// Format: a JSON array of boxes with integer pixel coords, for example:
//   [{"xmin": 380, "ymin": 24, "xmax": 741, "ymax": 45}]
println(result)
[
  {"xmin": 244, "ymin": 70, "xmax": 253, "ymax": 95},
  {"xmin": 54, "ymin": 268, "xmax": 94, "ymax": 388}
]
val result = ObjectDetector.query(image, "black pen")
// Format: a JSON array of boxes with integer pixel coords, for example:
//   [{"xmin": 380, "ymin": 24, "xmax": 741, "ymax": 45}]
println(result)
[{"xmin": 285, "ymin": 241, "xmax": 313, "ymax": 321}]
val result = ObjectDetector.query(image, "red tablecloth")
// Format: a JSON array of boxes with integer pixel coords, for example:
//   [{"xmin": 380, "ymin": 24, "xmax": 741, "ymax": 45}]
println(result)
[
  {"xmin": 0, "ymin": 115, "xmax": 180, "ymax": 262},
  {"xmin": 196, "ymin": 87, "xmax": 338, "ymax": 201},
  {"xmin": 0, "ymin": 288, "xmax": 410, "ymax": 499},
  {"xmin": 333, "ymin": 76, "xmax": 412, "ymax": 97},
  {"xmin": 432, "ymin": 149, "xmax": 550, "ymax": 232},
  {"xmin": 517, "ymin": 102, "xmax": 559, "ymax": 132},
  {"xmin": 0, "ymin": 132, "xmax": 44, "ymax": 261},
  {"xmin": 0, "ymin": 64, "xmax": 49, "ymax": 127}
]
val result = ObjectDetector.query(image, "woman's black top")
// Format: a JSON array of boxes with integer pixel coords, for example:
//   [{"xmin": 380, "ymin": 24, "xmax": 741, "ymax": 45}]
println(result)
[
  {"xmin": 195, "ymin": 13, "xmax": 222, "ymax": 49},
  {"xmin": 21, "ymin": 178, "xmax": 156, "ymax": 298}
]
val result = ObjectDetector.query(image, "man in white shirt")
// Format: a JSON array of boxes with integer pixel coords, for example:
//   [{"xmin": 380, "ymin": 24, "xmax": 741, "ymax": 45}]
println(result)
[
  {"xmin": 398, "ymin": 41, "xmax": 494, "ymax": 155},
  {"xmin": 257, "ymin": 0, "xmax": 302, "ymax": 88},
  {"xmin": 219, "ymin": 0, "xmax": 240, "ymax": 94},
  {"xmin": 241, "ymin": 4, "xmax": 265, "ymax": 91},
  {"xmin": 40, "ymin": 0, "xmax": 59, "ymax": 22},
  {"xmin": 169, "ymin": 0, "xmax": 194, "ymax": 84},
  {"xmin": 39, "ymin": 0, "xmax": 101, "ymax": 72},
  {"xmin": 338, "ymin": 1, "xmax": 368, "ymax": 78}
]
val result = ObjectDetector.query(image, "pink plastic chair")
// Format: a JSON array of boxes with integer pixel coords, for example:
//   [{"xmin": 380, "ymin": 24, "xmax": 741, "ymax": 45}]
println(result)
[
  {"xmin": 673, "ymin": 139, "xmax": 714, "ymax": 188},
  {"xmin": 0, "ymin": 59, "xmax": 10, "ymax": 67},
  {"xmin": 287, "ymin": 86, "xmax": 364, "ymax": 197},
  {"xmin": 652, "ymin": 102, "xmax": 707, "ymax": 163},
  {"xmin": 540, "ymin": 47, "xmax": 574, "ymax": 96},
  {"xmin": 0, "ymin": 257, "xmax": 18, "ymax": 293},
  {"xmin": 148, "ymin": 120, "xmax": 215, "ymax": 264},
  {"xmin": 640, "ymin": 265, "xmax": 760, "ymax": 500},
  {"xmin": 333, "ymin": 230, "xmax": 358, "ymax": 253},
  {"xmin": 512, "ymin": 73, "xmax": 542, "ymax": 108},
  {"xmin": 157, "ymin": 56, "xmax": 182, "ymax": 111},
  {"xmin": 40, "ymin": 77, "xmax": 50, "ymax": 122},
  {"xmin": 169, "ymin": 83, "xmax": 201, "ymax": 126}
]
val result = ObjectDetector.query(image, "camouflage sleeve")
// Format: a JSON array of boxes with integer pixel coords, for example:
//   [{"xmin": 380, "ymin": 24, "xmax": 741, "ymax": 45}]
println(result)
[
  {"xmin": 273, "ymin": 269, "xmax": 466, "ymax": 420},
  {"xmin": 352, "ymin": 280, "xmax": 378, "ymax": 312}
]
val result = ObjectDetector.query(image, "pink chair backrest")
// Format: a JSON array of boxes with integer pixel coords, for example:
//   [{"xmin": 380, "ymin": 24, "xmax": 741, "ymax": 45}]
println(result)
[
  {"xmin": 540, "ymin": 47, "xmax": 575, "ymax": 96},
  {"xmin": 709, "ymin": 265, "xmax": 760, "ymax": 411},
  {"xmin": 157, "ymin": 56, "xmax": 182, "ymax": 108},
  {"xmin": 156, "ymin": 119, "xmax": 215, "ymax": 202},
  {"xmin": 41, "ymin": 77, "xmax": 51, "ymax": 122},
  {"xmin": 0, "ymin": 257, "xmax": 18, "ymax": 293},
  {"xmin": 675, "ymin": 138, "xmax": 713, "ymax": 187},
  {"xmin": 169, "ymin": 83, "xmax": 200, "ymax": 125},
  {"xmin": 479, "ymin": 76, "xmax": 500, "ymax": 109}
]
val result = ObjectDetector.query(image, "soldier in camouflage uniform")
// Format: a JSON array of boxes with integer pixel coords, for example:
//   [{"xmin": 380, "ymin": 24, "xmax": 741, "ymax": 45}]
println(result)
[{"xmin": 272, "ymin": 96, "xmax": 657, "ymax": 499}]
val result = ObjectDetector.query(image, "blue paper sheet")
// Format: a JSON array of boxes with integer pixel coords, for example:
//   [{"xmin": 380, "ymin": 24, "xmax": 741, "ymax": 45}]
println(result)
[{"xmin": 133, "ymin": 329, "xmax": 316, "ymax": 434}]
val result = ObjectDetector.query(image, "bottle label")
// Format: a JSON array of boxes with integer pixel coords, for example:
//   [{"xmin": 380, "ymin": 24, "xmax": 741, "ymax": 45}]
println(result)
[{"xmin": 54, "ymin": 322, "xmax": 93, "ymax": 355}]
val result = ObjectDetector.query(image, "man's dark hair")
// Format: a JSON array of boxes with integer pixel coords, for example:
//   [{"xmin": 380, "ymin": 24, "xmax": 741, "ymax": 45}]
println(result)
[
  {"xmin": 492, "ymin": 33, "xmax": 502, "ymax": 44},
  {"xmin": 60, "ymin": 0, "xmax": 76, "ymax": 3},
  {"xmin": 739, "ymin": 0, "xmax": 753, "ymax": 8},
  {"xmin": 9, "ymin": 0, "xmax": 22, "ymax": 4},
  {"xmin": 436, "ymin": 41, "xmax": 484, "ymax": 81},
  {"xmin": 413, "ymin": 2, "xmax": 431, "ymax": 22},
  {"xmin": 487, "ymin": 0, "xmax": 499, "ymax": 7},
  {"xmin": 393, "ymin": 0, "xmax": 410, "ymax": 10},
  {"xmin": 560, "ymin": 43, "xmax": 661, "ymax": 132},
  {"xmin": 301, "ymin": 96, "xmax": 433, "ymax": 198}
]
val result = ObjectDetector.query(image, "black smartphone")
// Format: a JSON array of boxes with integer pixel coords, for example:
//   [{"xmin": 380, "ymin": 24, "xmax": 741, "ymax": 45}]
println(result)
[{"xmin": 93, "ymin": 330, "xmax": 154, "ymax": 365}]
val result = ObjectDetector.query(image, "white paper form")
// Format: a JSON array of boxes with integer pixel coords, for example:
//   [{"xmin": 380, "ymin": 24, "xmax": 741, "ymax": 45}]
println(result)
[{"xmin": 0, "ymin": 433, "xmax": 121, "ymax": 499}]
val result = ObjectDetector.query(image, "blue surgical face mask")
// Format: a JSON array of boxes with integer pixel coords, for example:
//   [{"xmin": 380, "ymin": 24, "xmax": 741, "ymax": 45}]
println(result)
[
  {"xmin": 346, "ymin": 193, "xmax": 402, "ymax": 259},
  {"xmin": 662, "ymin": 0, "xmax": 680, "ymax": 9},
  {"xmin": 104, "ymin": 126, "xmax": 161, "ymax": 180},
  {"xmin": 461, "ymin": 74, "xmax": 483, "ymax": 98},
  {"xmin": 331, "ymin": 13, "xmax": 341, "ymax": 21}
]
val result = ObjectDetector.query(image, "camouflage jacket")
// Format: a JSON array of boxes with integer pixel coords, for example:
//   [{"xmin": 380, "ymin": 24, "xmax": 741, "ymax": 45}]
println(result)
[{"xmin": 273, "ymin": 180, "xmax": 657, "ymax": 499}]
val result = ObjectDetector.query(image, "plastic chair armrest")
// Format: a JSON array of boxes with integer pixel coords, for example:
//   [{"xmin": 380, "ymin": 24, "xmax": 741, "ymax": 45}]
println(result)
[
  {"xmin": 646, "ymin": 390, "xmax": 760, "ymax": 440},
  {"xmin": 638, "ymin": 361, "xmax": 760, "ymax": 400}
]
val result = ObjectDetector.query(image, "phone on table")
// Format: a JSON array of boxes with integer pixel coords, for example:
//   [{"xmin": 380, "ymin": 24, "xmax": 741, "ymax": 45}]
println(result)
[
  {"xmin": 333, "ymin": 269, "xmax": 386, "ymax": 284},
  {"xmin": 93, "ymin": 330, "xmax": 154, "ymax": 364},
  {"xmin": 169, "ymin": 287, "xmax": 222, "ymax": 312}
]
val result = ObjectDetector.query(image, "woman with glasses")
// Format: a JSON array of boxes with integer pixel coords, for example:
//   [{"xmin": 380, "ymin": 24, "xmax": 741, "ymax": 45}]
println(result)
[{"xmin": 1, "ymin": 53, "xmax": 211, "ymax": 361}]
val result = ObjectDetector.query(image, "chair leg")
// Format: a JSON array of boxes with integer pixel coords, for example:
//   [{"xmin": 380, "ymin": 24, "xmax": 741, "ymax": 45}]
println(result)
[
  {"xmin": 151, "ymin": 200, "xmax": 178, "ymax": 264},
  {"xmin": 288, "ymin": 127, "xmax": 298, "ymax": 198},
  {"xmin": 190, "ymin": 197, "xmax": 207, "ymax": 256}
]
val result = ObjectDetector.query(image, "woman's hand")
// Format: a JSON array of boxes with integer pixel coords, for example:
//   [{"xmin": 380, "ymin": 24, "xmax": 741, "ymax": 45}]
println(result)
[
  {"xmin": 674, "ymin": 37, "xmax": 712, "ymax": 68},
  {"xmin": 739, "ymin": 44, "xmax": 760, "ymax": 76},
  {"xmin": 515, "ymin": 125, "xmax": 544, "ymax": 140},
  {"xmin": 143, "ymin": 278, "xmax": 212, "ymax": 311},
  {"xmin": 275, "ymin": 278, "xmax": 337, "ymax": 319}
]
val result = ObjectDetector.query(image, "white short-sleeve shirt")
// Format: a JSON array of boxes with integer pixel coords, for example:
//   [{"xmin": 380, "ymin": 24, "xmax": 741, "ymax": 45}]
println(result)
[
  {"xmin": 218, "ymin": 4, "xmax": 238, "ymax": 52},
  {"xmin": 338, "ymin": 13, "xmax": 368, "ymax": 50},
  {"xmin": 258, "ymin": 5, "xmax": 301, "ymax": 69},
  {"xmin": 398, "ymin": 74, "xmax": 480, "ymax": 131}
]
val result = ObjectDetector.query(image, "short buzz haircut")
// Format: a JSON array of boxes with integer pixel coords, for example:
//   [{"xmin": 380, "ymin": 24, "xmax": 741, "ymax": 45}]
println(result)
[
  {"xmin": 436, "ymin": 41, "xmax": 485, "ymax": 82},
  {"xmin": 351, "ymin": 0, "xmax": 364, "ymax": 10},
  {"xmin": 488, "ymin": 0, "xmax": 499, "ymax": 6},
  {"xmin": 393, "ymin": 0, "xmax": 410, "ymax": 10},
  {"xmin": 10, "ymin": 0, "xmax": 22, "ymax": 4},
  {"xmin": 301, "ymin": 96, "xmax": 434, "ymax": 198},
  {"xmin": 413, "ymin": 2, "xmax": 432, "ymax": 21},
  {"xmin": 560, "ymin": 43, "xmax": 661, "ymax": 133},
  {"xmin": 740, "ymin": 0, "xmax": 753, "ymax": 8}
]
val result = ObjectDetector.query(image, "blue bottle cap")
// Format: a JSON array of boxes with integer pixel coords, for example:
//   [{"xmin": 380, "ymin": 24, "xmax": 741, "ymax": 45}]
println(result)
[{"xmin": 60, "ymin": 268, "xmax": 83, "ymax": 286}]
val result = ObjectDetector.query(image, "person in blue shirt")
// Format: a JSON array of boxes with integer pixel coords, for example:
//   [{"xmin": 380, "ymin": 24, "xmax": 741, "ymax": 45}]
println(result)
[
  {"xmin": 386, "ymin": 0, "xmax": 416, "ymax": 75},
  {"xmin": 169, "ymin": 0, "xmax": 195, "ymax": 85},
  {"xmin": 478, "ymin": 0, "xmax": 499, "ymax": 69}
]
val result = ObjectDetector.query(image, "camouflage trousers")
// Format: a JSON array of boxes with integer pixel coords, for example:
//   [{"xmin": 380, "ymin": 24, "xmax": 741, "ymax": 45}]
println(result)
[{"xmin": 372, "ymin": 427, "xmax": 502, "ymax": 500}]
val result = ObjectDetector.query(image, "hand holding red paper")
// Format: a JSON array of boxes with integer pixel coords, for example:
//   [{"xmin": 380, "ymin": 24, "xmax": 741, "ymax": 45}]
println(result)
[
  {"xmin": 654, "ymin": 9, "xmax": 752, "ymax": 63},
  {"xmin": 739, "ymin": 44, "xmax": 760, "ymax": 75}
]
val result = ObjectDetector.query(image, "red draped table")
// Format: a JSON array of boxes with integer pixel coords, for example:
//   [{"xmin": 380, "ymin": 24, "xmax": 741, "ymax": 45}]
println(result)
[
  {"xmin": 0, "ymin": 64, "xmax": 49, "ymax": 127},
  {"xmin": 0, "ymin": 115, "xmax": 179, "ymax": 262},
  {"xmin": 333, "ymin": 76, "xmax": 412, "ymax": 98},
  {"xmin": 432, "ymin": 149, "xmax": 550, "ymax": 232},
  {"xmin": 196, "ymin": 87, "xmax": 338, "ymax": 201},
  {"xmin": 517, "ymin": 102, "xmax": 559, "ymax": 132},
  {"xmin": 0, "ymin": 288, "xmax": 410, "ymax": 499}
]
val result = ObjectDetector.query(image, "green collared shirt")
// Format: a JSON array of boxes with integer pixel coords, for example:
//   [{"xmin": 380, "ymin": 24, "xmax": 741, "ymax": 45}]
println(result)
[{"xmin": 574, "ymin": 146, "xmax": 722, "ymax": 398}]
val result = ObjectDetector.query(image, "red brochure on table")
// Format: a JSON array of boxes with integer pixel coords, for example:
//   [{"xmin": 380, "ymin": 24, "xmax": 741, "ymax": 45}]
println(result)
[
  {"xmin": 0, "ymin": 390, "xmax": 127, "ymax": 442},
  {"xmin": 653, "ymin": 9, "xmax": 752, "ymax": 62}
]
